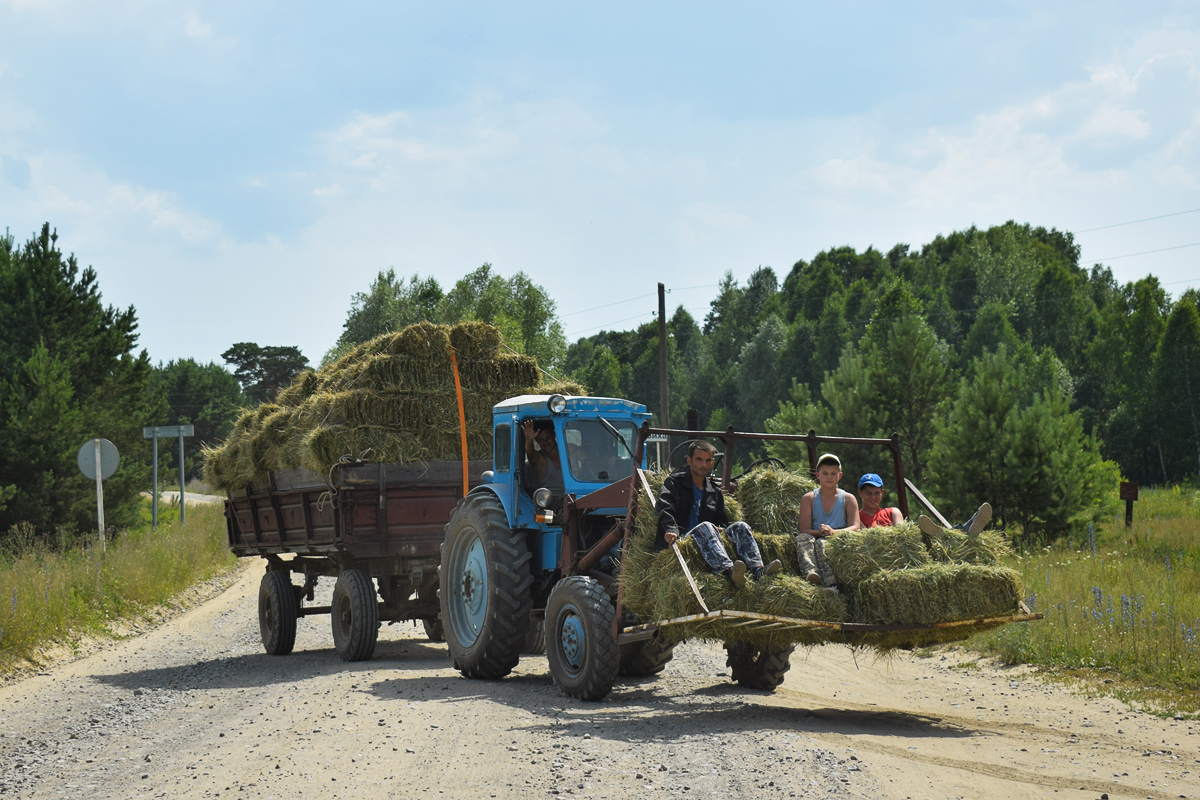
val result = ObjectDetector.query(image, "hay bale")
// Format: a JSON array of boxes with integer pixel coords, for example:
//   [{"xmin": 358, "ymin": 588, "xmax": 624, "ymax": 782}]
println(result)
[
  {"xmin": 824, "ymin": 522, "xmax": 929, "ymax": 586},
  {"xmin": 533, "ymin": 378, "xmax": 589, "ymax": 397},
  {"xmin": 734, "ymin": 467, "xmax": 815, "ymax": 537},
  {"xmin": 203, "ymin": 321, "xmax": 546, "ymax": 493},
  {"xmin": 928, "ymin": 530, "xmax": 1012, "ymax": 565},
  {"xmin": 851, "ymin": 562, "xmax": 1021, "ymax": 626},
  {"xmin": 277, "ymin": 369, "xmax": 318, "ymax": 407}
]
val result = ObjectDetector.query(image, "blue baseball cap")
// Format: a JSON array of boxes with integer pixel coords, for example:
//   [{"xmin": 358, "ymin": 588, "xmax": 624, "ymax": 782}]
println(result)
[{"xmin": 858, "ymin": 473, "xmax": 883, "ymax": 489}]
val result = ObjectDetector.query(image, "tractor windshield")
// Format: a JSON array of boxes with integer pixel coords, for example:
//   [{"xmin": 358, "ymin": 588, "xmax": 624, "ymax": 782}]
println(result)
[{"xmin": 563, "ymin": 419, "xmax": 638, "ymax": 483}]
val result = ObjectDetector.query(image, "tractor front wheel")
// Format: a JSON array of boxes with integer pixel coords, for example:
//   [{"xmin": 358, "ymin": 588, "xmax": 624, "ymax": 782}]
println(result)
[{"xmin": 545, "ymin": 577, "xmax": 620, "ymax": 701}]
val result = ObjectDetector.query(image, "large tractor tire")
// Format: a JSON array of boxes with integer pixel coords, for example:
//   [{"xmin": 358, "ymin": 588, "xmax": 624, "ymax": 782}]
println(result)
[
  {"xmin": 439, "ymin": 492, "xmax": 532, "ymax": 679},
  {"xmin": 725, "ymin": 641, "xmax": 795, "ymax": 691},
  {"xmin": 258, "ymin": 570, "xmax": 298, "ymax": 656},
  {"xmin": 618, "ymin": 636, "xmax": 675, "ymax": 677},
  {"xmin": 524, "ymin": 614, "xmax": 546, "ymax": 655},
  {"xmin": 331, "ymin": 569, "xmax": 379, "ymax": 662},
  {"xmin": 545, "ymin": 577, "xmax": 620, "ymax": 701},
  {"xmin": 422, "ymin": 616, "xmax": 445, "ymax": 642}
]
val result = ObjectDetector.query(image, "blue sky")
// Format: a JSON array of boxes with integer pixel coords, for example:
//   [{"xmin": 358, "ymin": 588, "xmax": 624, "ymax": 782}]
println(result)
[{"xmin": 1, "ymin": 1, "xmax": 1198, "ymax": 365}]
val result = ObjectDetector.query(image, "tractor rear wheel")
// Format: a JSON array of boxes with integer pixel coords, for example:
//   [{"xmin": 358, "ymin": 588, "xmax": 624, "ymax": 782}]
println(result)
[
  {"xmin": 258, "ymin": 570, "xmax": 298, "ymax": 656},
  {"xmin": 545, "ymin": 577, "xmax": 620, "ymax": 701},
  {"xmin": 725, "ymin": 641, "xmax": 794, "ymax": 690},
  {"xmin": 618, "ymin": 636, "xmax": 675, "ymax": 676},
  {"xmin": 439, "ymin": 492, "xmax": 532, "ymax": 679},
  {"xmin": 331, "ymin": 569, "xmax": 379, "ymax": 662}
]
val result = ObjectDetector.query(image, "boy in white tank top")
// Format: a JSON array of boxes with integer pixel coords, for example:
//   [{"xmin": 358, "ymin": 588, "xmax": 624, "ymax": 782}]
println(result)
[{"xmin": 796, "ymin": 453, "xmax": 860, "ymax": 590}]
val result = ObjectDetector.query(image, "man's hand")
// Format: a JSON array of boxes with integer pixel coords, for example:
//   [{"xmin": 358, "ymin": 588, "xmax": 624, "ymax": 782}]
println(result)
[
  {"xmin": 818, "ymin": 523, "xmax": 834, "ymax": 537},
  {"xmin": 521, "ymin": 419, "xmax": 535, "ymax": 441},
  {"xmin": 664, "ymin": 531, "xmax": 678, "ymax": 545}
]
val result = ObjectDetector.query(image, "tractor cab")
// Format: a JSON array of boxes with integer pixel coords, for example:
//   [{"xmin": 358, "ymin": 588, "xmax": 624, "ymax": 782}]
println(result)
[{"xmin": 482, "ymin": 394, "xmax": 650, "ymax": 572}]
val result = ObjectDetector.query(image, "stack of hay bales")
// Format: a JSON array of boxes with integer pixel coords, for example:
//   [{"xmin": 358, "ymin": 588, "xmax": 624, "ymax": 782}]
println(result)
[
  {"xmin": 203, "ymin": 321, "xmax": 584, "ymax": 493},
  {"xmin": 620, "ymin": 465, "xmax": 1023, "ymax": 652}
]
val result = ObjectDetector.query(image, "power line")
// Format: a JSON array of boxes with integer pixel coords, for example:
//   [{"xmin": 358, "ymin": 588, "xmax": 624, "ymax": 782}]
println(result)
[
  {"xmin": 1091, "ymin": 242, "xmax": 1200, "ymax": 262},
  {"xmin": 1076, "ymin": 208, "xmax": 1200, "ymax": 234},
  {"xmin": 559, "ymin": 292, "xmax": 654, "ymax": 319}
]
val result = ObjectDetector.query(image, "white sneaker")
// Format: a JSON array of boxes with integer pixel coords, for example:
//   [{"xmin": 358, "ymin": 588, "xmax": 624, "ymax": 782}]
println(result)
[
  {"xmin": 967, "ymin": 503, "xmax": 992, "ymax": 537},
  {"xmin": 917, "ymin": 515, "xmax": 945, "ymax": 539}
]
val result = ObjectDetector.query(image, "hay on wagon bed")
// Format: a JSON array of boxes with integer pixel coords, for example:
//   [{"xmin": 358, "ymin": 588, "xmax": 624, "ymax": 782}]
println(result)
[
  {"xmin": 619, "ymin": 469, "xmax": 1027, "ymax": 653},
  {"xmin": 735, "ymin": 467, "xmax": 815, "ymax": 537},
  {"xmin": 850, "ymin": 562, "xmax": 1021, "ymax": 626},
  {"xmin": 824, "ymin": 522, "xmax": 929, "ymax": 586},
  {"xmin": 203, "ymin": 321, "xmax": 584, "ymax": 493}
]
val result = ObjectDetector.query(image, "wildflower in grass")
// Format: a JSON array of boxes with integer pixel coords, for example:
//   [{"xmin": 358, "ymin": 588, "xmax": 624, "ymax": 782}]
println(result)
[
  {"xmin": 9, "ymin": 588, "xmax": 14, "ymax": 613},
  {"xmin": 1164, "ymin": 554, "xmax": 1172, "ymax": 580},
  {"xmin": 1092, "ymin": 586, "xmax": 1103, "ymax": 607},
  {"xmin": 1088, "ymin": 522, "xmax": 1096, "ymax": 555},
  {"xmin": 1122, "ymin": 595, "xmax": 1134, "ymax": 628}
]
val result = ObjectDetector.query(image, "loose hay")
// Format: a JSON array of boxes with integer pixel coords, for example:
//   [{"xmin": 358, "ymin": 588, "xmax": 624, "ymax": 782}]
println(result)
[{"xmin": 202, "ymin": 321, "xmax": 582, "ymax": 492}]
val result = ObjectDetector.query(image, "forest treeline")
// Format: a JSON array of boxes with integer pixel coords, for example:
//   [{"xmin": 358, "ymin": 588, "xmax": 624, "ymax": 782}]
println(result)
[{"xmin": 3, "ymin": 220, "xmax": 1195, "ymax": 545}]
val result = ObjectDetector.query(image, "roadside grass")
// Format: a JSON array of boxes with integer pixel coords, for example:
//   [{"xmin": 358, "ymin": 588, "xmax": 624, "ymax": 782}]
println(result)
[
  {"xmin": 0, "ymin": 502, "xmax": 236, "ymax": 673},
  {"xmin": 966, "ymin": 485, "xmax": 1200, "ymax": 715}
]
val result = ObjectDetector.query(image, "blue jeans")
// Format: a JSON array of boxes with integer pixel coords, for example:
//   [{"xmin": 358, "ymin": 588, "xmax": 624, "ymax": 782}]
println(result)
[{"xmin": 682, "ymin": 521, "xmax": 765, "ymax": 575}]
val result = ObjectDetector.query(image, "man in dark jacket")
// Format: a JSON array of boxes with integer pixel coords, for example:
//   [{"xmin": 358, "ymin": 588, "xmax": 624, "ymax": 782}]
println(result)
[{"xmin": 655, "ymin": 440, "xmax": 781, "ymax": 588}]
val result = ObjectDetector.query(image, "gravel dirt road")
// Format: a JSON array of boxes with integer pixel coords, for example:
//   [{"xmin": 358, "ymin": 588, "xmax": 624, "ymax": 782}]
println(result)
[{"xmin": 1, "ymin": 560, "xmax": 1195, "ymax": 800}]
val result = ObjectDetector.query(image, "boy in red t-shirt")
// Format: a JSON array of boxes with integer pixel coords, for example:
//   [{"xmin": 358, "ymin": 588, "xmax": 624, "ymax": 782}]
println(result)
[{"xmin": 857, "ymin": 473, "xmax": 903, "ymax": 528}]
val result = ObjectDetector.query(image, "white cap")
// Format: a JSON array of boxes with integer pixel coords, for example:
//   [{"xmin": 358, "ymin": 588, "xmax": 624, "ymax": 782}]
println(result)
[{"xmin": 816, "ymin": 453, "xmax": 841, "ymax": 468}]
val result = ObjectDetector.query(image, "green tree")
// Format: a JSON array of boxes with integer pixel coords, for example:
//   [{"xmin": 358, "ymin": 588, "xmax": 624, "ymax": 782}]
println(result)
[
  {"xmin": 736, "ymin": 314, "xmax": 787, "ymax": 431},
  {"xmin": 0, "ymin": 224, "xmax": 164, "ymax": 538},
  {"xmin": 439, "ymin": 264, "xmax": 566, "ymax": 369},
  {"xmin": 325, "ymin": 269, "xmax": 444, "ymax": 362},
  {"xmin": 152, "ymin": 359, "xmax": 247, "ymax": 480},
  {"xmin": 1151, "ymin": 296, "xmax": 1200, "ymax": 480},
  {"xmin": 221, "ymin": 343, "xmax": 310, "ymax": 405},
  {"xmin": 929, "ymin": 345, "xmax": 1116, "ymax": 542}
]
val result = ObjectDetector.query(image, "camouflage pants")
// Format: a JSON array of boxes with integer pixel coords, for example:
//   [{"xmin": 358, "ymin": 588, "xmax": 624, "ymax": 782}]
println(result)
[
  {"xmin": 795, "ymin": 533, "xmax": 838, "ymax": 587},
  {"xmin": 683, "ymin": 521, "xmax": 765, "ymax": 575}
]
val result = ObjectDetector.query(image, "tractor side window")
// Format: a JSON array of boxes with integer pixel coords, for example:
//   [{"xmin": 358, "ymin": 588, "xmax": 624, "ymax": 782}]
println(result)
[{"xmin": 493, "ymin": 424, "xmax": 511, "ymax": 473}]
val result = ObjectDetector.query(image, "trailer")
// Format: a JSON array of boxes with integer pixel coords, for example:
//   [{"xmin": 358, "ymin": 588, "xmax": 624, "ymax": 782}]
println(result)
[{"xmin": 225, "ymin": 459, "xmax": 489, "ymax": 660}]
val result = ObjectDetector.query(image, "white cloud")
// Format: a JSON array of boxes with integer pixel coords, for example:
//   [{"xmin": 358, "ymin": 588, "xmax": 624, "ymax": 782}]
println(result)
[{"xmin": 183, "ymin": 11, "xmax": 212, "ymax": 39}]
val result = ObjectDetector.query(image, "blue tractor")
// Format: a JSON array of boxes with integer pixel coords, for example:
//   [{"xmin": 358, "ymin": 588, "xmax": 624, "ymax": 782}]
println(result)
[{"xmin": 438, "ymin": 393, "xmax": 663, "ymax": 699}]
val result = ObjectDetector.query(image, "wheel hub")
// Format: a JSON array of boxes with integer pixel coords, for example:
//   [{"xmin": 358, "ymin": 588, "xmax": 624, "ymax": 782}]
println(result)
[
  {"xmin": 449, "ymin": 533, "xmax": 488, "ymax": 643},
  {"xmin": 558, "ymin": 607, "xmax": 585, "ymax": 673}
]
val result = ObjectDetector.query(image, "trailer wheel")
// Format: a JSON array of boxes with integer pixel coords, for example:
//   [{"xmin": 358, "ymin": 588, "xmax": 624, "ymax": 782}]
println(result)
[
  {"xmin": 422, "ymin": 616, "xmax": 445, "ymax": 642},
  {"xmin": 439, "ymin": 492, "xmax": 532, "ymax": 679},
  {"xmin": 331, "ymin": 569, "xmax": 379, "ymax": 662},
  {"xmin": 724, "ymin": 641, "xmax": 795, "ymax": 690},
  {"xmin": 545, "ymin": 577, "xmax": 620, "ymax": 701},
  {"xmin": 618, "ymin": 636, "xmax": 675, "ymax": 676},
  {"xmin": 524, "ymin": 614, "xmax": 545, "ymax": 655},
  {"xmin": 258, "ymin": 571, "xmax": 298, "ymax": 656}
]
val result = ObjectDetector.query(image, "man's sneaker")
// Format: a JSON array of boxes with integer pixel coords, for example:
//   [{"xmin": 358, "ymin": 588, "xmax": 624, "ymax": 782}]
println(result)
[
  {"xmin": 805, "ymin": 570, "xmax": 823, "ymax": 586},
  {"xmin": 754, "ymin": 559, "xmax": 784, "ymax": 580},
  {"xmin": 918, "ymin": 515, "xmax": 945, "ymax": 539},
  {"xmin": 826, "ymin": 585, "xmax": 840, "ymax": 594},
  {"xmin": 967, "ymin": 502, "xmax": 992, "ymax": 537},
  {"xmin": 729, "ymin": 560, "xmax": 748, "ymax": 589}
]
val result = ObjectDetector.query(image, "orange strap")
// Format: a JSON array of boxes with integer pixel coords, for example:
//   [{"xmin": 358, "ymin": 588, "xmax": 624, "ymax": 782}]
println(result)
[{"xmin": 449, "ymin": 347, "xmax": 469, "ymax": 497}]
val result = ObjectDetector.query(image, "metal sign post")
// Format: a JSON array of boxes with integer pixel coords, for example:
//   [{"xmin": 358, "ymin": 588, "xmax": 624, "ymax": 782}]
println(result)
[
  {"xmin": 143, "ymin": 425, "xmax": 194, "ymax": 529},
  {"xmin": 76, "ymin": 438, "xmax": 120, "ymax": 555}
]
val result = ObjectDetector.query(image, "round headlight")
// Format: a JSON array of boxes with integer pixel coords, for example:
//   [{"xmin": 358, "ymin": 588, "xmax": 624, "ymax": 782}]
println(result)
[
  {"xmin": 533, "ymin": 487, "xmax": 553, "ymax": 508},
  {"xmin": 547, "ymin": 394, "xmax": 567, "ymax": 414}
]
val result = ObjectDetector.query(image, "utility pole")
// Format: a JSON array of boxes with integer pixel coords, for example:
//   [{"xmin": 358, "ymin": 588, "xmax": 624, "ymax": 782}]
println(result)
[{"xmin": 658, "ymin": 282, "xmax": 669, "ymax": 429}]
